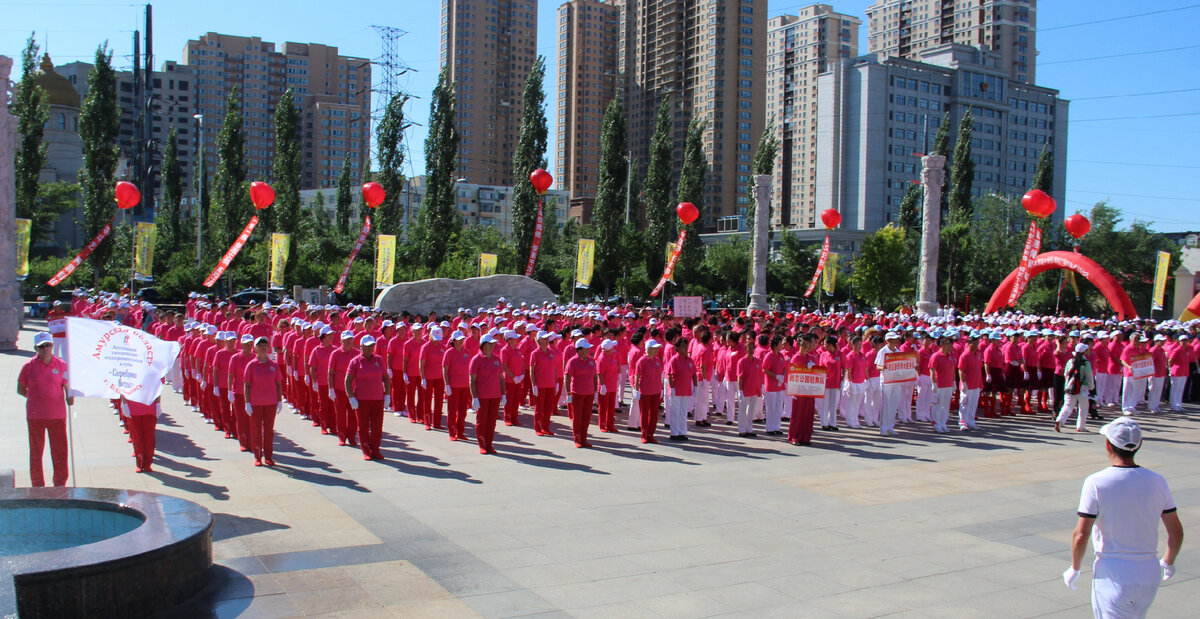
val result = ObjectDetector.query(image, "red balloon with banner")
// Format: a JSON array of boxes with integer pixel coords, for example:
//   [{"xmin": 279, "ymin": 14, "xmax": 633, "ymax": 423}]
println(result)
[
  {"xmin": 250, "ymin": 181, "xmax": 276, "ymax": 210},
  {"xmin": 1021, "ymin": 189, "xmax": 1056, "ymax": 219},
  {"xmin": 676, "ymin": 202, "xmax": 699, "ymax": 225},
  {"xmin": 530, "ymin": 168, "xmax": 553, "ymax": 195},
  {"xmin": 115, "ymin": 181, "xmax": 141, "ymax": 209},
  {"xmin": 204, "ymin": 184, "xmax": 272, "ymax": 287},
  {"xmin": 820, "ymin": 208, "xmax": 841, "ymax": 229},
  {"xmin": 524, "ymin": 169, "xmax": 554, "ymax": 276},
  {"xmin": 1064, "ymin": 213, "xmax": 1090, "ymax": 239},
  {"xmin": 362, "ymin": 182, "xmax": 386, "ymax": 208}
]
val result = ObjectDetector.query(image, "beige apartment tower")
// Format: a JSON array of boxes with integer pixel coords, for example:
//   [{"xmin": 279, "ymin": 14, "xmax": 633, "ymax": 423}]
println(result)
[
  {"xmin": 865, "ymin": 0, "xmax": 1036, "ymax": 83},
  {"xmin": 441, "ymin": 0, "xmax": 538, "ymax": 187},
  {"xmin": 556, "ymin": 0, "xmax": 621, "ymax": 222},
  {"xmin": 765, "ymin": 5, "xmax": 860, "ymax": 230},
  {"xmin": 183, "ymin": 33, "xmax": 371, "ymax": 190}
]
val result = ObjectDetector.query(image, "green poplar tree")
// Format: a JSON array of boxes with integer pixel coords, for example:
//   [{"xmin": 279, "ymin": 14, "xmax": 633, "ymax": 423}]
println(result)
[
  {"xmin": 271, "ymin": 89, "xmax": 301, "ymax": 235},
  {"xmin": 948, "ymin": 108, "xmax": 975, "ymax": 219},
  {"xmin": 1033, "ymin": 144, "xmax": 1053, "ymax": 194},
  {"xmin": 418, "ymin": 66, "xmax": 462, "ymax": 272},
  {"xmin": 511, "ymin": 57, "xmax": 549, "ymax": 272},
  {"xmin": 745, "ymin": 116, "xmax": 779, "ymax": 224},
  {"xmin": 375, "ymin": 92, "xmax": 408, "ymax": 235},
  {"xmin": 897, "ymin": 182, "xmax": 922, "ymax": 234},
  {"xmin": 156, "ymin": 126, "xmax": 182, "ymax": 259},
  {"xmin": 675, "ymin": 117, "xmax": 707, "ymax": 287},
  {"xmin": 930, "ymin": 111, "xmax": 952, "ymax": 215},
  {"xmin": 209, "ymin": 86, "xmax": 248, "ymax": 267},
  {"xmin": 77, "ymin": 45, "xmax": 121, "ymax": 285},
  {"xmin": 334, "ymin": 151, "xmax": 354, "ymax": 236},
  {"xmin": 642, "ymin": 95, "xmax": 674, "ymax": 279},
  {"xmin": 14, "ymin": 35, "xmax": 53, "ymax": 243},
  {"xmin": 591, "ymin": 94, "xmax": 627, "ymax": 296}
]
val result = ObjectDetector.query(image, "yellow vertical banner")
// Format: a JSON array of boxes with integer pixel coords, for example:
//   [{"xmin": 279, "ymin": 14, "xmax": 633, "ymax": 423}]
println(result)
[
  {"xmin": 376, "ymin": 234, "xmax": 396, "ymax": 289},
  {"xmin": 133, "ymin": 221, "xmax": 157, "ymax": 281},
  {"xmin": 822, "ymin": 252, "xmax": 839, "ymax": 296},
  {"xmin": 575, "ymin": 239, "xmax": 595, "ymax": 288},
  {"xmin": 1152, "ymin": 250, "xmax": 1171, "ymax": 311},
  {"xmin": 1064, "ymin": 270, "xmax": 1080, "ymax": 300},
  {"xmin": 479, "ymin": 253, "xmax": 498, "ymax": 277},
  {"xmin": 268, "ymin": 233, "xmax": 290, "ymax": 289},
  {"xmin": 15, "ymin": 218, "xmax": 31, "ymax": 280},
  {"xmin": 666, "ymin": 242, "xmax": 677, "ymax": 283}
]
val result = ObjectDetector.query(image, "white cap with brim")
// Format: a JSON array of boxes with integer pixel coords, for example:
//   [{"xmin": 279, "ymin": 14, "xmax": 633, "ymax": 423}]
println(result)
[
  {"xmin": 451, "ymin": 331, "xmax": 466, "ymax": 341},
  {"xmin": 480, "ymin": 334, "xmax": 497, "ymax": 344},
  {"xmin": 1100, "ymin": 417, "xmax": 1142, "ymax": 451},
  {"xmin": 254, "ymin": 336, "xmax": 270, "ymax": 346},
  {"xmin": 241, "ymin": 334, "xmax": 255, "ymax": 344},
  {"xmin": 646, "ymin": 339, "xmax": 662, "ymax": 348},
  {"xmin": 429, "ymin": 329, "xmax": 444, "ymax": 341},
  {"xmin": 33, "ymin": 332, "xmax": 53, "ymax": 347},
  {"xmin": 361, "ymin": 335, "xmax": 376, "ymax": 346},
  {"xmin": 575, "ymin": 338, "xmax": 592, "ymax": 349},
  {"xmin": 601, "ymin": 339, "xmax": 617, "ymax": 350},
  {"xmin": 340, "ymin": 331, "xmax": 356, "ymax": 340},
  {"xmin": 1074, "ymin": 343, "xmax": 1089, "ymax": 353}
]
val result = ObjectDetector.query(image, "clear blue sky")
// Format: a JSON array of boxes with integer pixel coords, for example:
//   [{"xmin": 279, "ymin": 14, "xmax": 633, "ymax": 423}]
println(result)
[{"xmin": 6, "ymin": 0, "xmax": 1198, "ymax": 231}]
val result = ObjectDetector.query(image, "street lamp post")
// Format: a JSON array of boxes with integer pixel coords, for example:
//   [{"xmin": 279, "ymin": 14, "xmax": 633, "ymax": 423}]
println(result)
[{"xmin": 193, "ymin": 113, "xmax": 204, "ymax": 267}]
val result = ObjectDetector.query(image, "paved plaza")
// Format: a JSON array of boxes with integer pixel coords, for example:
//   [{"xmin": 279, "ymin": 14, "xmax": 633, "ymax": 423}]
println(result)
[{"xmin": 2, "ymin": 320, "xmax": 1197, "ymax": 618}]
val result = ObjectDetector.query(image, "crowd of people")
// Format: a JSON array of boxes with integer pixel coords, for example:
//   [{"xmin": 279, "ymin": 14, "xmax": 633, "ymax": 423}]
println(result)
[{"xmin": 19, "ymin": 287, "xmax": 1200, "ymax": 478}]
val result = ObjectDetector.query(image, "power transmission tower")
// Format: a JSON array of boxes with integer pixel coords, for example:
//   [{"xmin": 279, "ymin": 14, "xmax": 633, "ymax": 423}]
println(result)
[{"xmin": 370, "ymin": 25, "xmax": 414, "ymax": 121}]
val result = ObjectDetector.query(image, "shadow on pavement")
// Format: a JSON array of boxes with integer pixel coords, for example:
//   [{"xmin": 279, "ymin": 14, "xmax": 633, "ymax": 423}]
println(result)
[
  {"xmin": 146, "ymin": 468, "xmax": 230, "ymax": 501},
  {"xmin": 153, "ymin": 564, "xmax": 255, "ymax": 619},
  {"xmin": 211, "ymin": 512, "xmax": 290, "ymax": 542}
]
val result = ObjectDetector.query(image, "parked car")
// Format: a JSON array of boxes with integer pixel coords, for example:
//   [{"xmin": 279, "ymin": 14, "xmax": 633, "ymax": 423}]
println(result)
[{"xmin": 229, "ymin": 289, "xmax": 282, "ymax": 306}]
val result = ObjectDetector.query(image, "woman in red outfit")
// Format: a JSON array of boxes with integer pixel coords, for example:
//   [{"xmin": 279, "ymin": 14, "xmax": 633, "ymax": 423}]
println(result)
[
  {"xmin": 346, "ymin": 335, "xmax": 391, "ymax": 460},
  {"xmin": 633, "ymin": 339, "xmax": 665, "ymax": 444},
  {"xmin": 564, "ymin": 338, "xmax": 599, "ymax": 448},
  {"xmin": 442, "ymin": 331, "xmax": 473, "ymax": 441},
  {"xmin": 243, "ymin": 336, "xmax": 283, "ymax": 466},
  {"xmin": 470, "ymin": 334, "xmax": 505, "ymax": 454},
  {"xmin": 120, "ymin": 395, "xmax": 160, "ymax": 473},
  {"xmin": 596, "ymin": 339, "xmax": 620, "ymax": 432}
]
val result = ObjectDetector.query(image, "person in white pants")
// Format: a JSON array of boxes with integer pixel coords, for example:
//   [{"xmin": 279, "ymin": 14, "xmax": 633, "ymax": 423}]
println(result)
[
  {"xmin": 1167, "ymin": 334, "xmax": 1191, "ymax": 411},
  {"xmin": 956, "ymin": 333, "xmax": 985, "ymax": 431},
  {"xmin": 928, "ymin": 334, "xmax": 956, "ymax": 433},
  {"xmin": 1146, "ymin": 335, "xmax": 1168, "ymax": 413},
  {"xmin": 914, "ymin": 369, "xmax": 934, "ymax": 422},
  {"xmin": 1056, "ymin": 343, "xmax": 1095, "ymax": 433},
  {"xmin": 1120, "ymin": 333, "xmax": 1148, "ymax": 415},
  {"xmin": 875, "ymin": 332, "xmax": 903, "ymax": 436}
]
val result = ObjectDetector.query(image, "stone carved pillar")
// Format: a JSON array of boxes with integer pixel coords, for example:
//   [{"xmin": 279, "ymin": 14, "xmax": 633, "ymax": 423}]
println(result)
[
  {"xmin": 747, "ymin": 174, "xmax": 772, "ymax": 311},
  {"xmin": 916, "ymin": 155, "xmax": 946, "ymax": 317},
  {"xmin": 0, "ymin": 56, "xmax": 21, "ymax": 350}
]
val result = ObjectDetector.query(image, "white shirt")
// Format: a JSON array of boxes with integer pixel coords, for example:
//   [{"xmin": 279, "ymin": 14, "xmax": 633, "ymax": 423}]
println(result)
[
  {"xmin": 875, "ymin": 344, "xmax": 895, "ymax": 370},
  {"xmin": 1077, "ymin": 466, "xmax": 1176, "ymax": 560}
]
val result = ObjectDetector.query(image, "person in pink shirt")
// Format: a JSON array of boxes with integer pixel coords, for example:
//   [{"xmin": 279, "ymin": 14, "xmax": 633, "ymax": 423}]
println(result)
[
  {"xmin": 228, "ymin": 334, "xmax": 255, "ymax": 452},
  {"xmin": 625, "ymin": 332, "xmax": 647, "ymax": 432},
  {"xmin": 1108, "ymin": 332, "xmax": 1128, "ymax": 407},
  {"xmin": 840, "ymin": 335, "xmax": 867, "ymax": 429},
  {"xmin": 1119, "ymin": 332, "xmax": 1147, "ymax": 414},
  {"xmin": 502, "ymin": 331, "xmax": 527, "ymax": 426},
  {"xmin": 736, "ymin": 331, "xmax": 764, "ymax": 438},
  {"xmin": 529, "ymin": 331, "xmax": 561, "ymax": 436},
  {"xmin": 470, "ymin": 334, "xmax": 506, "ymax": 454},
  {"xmin": 985, "ymin": 333, "xmax": 1009, "ymax": 417},
  {"xmin": 212, "ymin": 332, "xmax": 236, "ymax": 439},
  {"xmin": 926, "ymin": 335, "xmax": 956, "ymax": 433},
  {"xmin": 443, "ymin": 332, "xmax": 473, "ymax": 441},
  {"xmin": 346, "ymin": 336, "xmax": 391, "ymax": 461},
  {"xmin": 307, "ymin": 327, "xmax": 337, "ymax": 436},
  {"xmin": 565, "ymin": 338, "xmax": 599, "ymax": 448},
  {"xmin": 633, "ymin": 339, "xmax": 665, "ymax": 444},
  {"xmin": 723, "ymin": 331, "xmax": 746, "ymax": 426},
  {"xmin": 687, "ymin": 328, "xmax": 714, "ymax": 427},
  {"xmin": 786, "ymin": 334, "xmax": 819, "ymax": 445},
  {"xmin": 760, "ymin": 335, "xmax": 787, "ymax": 435},
  {"xmin": 1002, "ymin": 332, "xmax": 1026, "ymax": 415},
  {"xmin": 18, "ymin": 333, "xmax": 74, "ymax": 486},
  {"xmin": 818, "ymin": 336, "xmax": 843, "ymax": 432},
  {"xmin": 243, "ymin": 336, "xmax": 284, "ymax": 466},
  {"xmin": 1167, "ymin": 334, "xmax": 1192, "ymax": 411},
  {"xmin": 328, "ymin": 332, "xmax": 359, "ymax": 447},
  {"xmin": 596, "ymin": 339, "xmax": 621, "ymax": 432},
  {"xmin": 666, "ymin": 338, "xmax": 696, "ymax": 440},
  {"xmin": 1147, "ymin": 335, "xmax": 1169, "ymax": 413},
  {"xmin": 914, "ymin": 333, "xmax": 936, "ymax": 422},
  {"xmin": 957, "ymin": 335, "xmax": 985, "ymax": 431},
  {"xmin": 419, "ymin": 328, "xmax": 448, "ymax": 431},
  {"xmin": 403, "ymin": 324, "xmax": 426, "ymax": 424},
  {"xmin": 386, "ymin": 323, "xmax": 410, "ymax": 418},
  {"xmin": 120, "ymin": 394, "xmax": 161, "ymax": 473}
]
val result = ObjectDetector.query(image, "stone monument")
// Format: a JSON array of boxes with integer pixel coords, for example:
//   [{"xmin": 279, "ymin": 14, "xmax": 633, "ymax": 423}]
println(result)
[
  {"xmin": 0, "ymin": 56, "xmax": 21, "ymax": 350},
  {"xmin": 747, "ymin": 173, "xmax": 772, "ymax": 311},
  {"xmin": 916, "ymin": 154, "xmax": 946, "ymax": 317},
  {"xmin": 375, "ymin": 274, "xmax": 556, "ymax": 316}
]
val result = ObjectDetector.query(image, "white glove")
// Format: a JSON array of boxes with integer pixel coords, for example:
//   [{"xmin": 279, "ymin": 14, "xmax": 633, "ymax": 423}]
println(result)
[
  {"xmin": 384, "ymin": 395, "xmax": 391, "ymax": 409},
  {"xmin": 600, "ymin": 385, "xmax": 607, "ymax": 396},
  {"xmin": 514, "ymin": 375, "xmax": 524, "ymax": 384},
  {"xmin": 1024, "ymin": 371, "xmax": 1030, "ymax": 381},
  {"xmin": 245, "ymin": 403, "xmax": 254, "ymax": 415},
  {"xmin": 421, "ymin": 379, "xmax": 428, "ymax": 389},
  {"xmin": 736, "ymin": 390, "xmax": 745, "ymax": 400},
  {"xmin": 1161, "ymin": 559, "xmax": 1175, "ymax": 581},
  {"xmin": 213, "ymin": 386, "xmax": 220, "ymax": 396},
  {"xmin": 349, "ymin": 397, "xmax": 359, "ymax": 409},
  {"xmin": 472, "ymin": 397, "xmax": 480, "ymax": 410},
  {"xmin": 806, "ymin": 361, "xmax": 815, "ymax": 369},
  {"xmin": 501, "ymin": 395, "xmax": 507, "ymax": 406},
  {"xmin": 403, "ymin": 374, "xmax": 410, "ymax": 384},
  {"xmin": 228, "ymin": 391, "xmax": 235, "ymax": 403},
  {"xmin": 633, "ymin": 392, "xmax": 641, "ymax": 401},
  {"xmin": 445, "ymin": 385, "xmax": 452, "ymax": 396},
  {"xmin": 386, "ymin": 369, "xmax": 393, "ymax": 378},
  {"xmin": 532, "ymin": 385, "xmax": 539, "ymax": 396},
  {"xmin": 276, "ymin": 402, "xmax": 282, "ymax": 414},
  {"xmin": 566, "ymin": 394, "xmax": 573, "ymax": 404},
  {"xmin": 1063, "ymin": 567, "xmax": 1079, "ymax": 590},
  {"xmin": 200, "ymin": 380, "xmax": 207, "ymax": 389},
  {"xmin": 304, "ymin": 375, "xmax": 310, "ymax": 386}
]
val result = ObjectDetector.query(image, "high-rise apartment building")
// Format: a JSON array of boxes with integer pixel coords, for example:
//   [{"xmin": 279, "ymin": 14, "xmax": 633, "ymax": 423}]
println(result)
[
  {"xmin": 765, "ymin": 5, "xmax": 860, "ymax": 230},
  {"xmin": 556, "ymin": 0, "xmax": 621, "ymax": 222},
  {"xmin": 441, "ymin": 0, "xmax": 538, "ymax": 187},
  {"xmin": 182, "ymin": 33, "xmax": 371, "ymax": 191},
  {"xmin": 865, "ymin": 0, "xmax": 1036, "ymax": 83}
]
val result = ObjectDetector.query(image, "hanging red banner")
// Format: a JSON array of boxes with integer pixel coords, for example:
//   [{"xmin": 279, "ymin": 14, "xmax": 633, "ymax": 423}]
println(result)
[
  {"xmin": 334, "ymin": 216, "xmax": 373, "ymax": 293},
  {"xmin": 1007, "ymin": 221, "xmax": 1042, "ymax": 306},
  {"xmin": 650, "ymin": 229, "xmax": 688, "ymax": 297},
  {"xmin": 803, "ymin": 235, "xmax": 831, "ymax": 297},
  {"xmin": 47, "ymin": 217, "xmax": 115, "ymax": 286},
  {"xmin": 523, "ymin": 199, "xmax": 544, "ymax": 277},
  {"xmin": 203, "ymin": 216, "xmax": 260, "ymax": 287}
]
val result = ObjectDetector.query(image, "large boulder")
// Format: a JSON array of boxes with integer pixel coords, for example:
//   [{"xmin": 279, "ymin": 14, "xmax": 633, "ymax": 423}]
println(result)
[{"xmin": 374, "ymin": 274, "xmax": 556, "ymax": 315}]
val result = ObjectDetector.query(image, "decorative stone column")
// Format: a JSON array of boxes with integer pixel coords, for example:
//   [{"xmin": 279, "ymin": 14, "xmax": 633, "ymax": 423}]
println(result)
[
  {"xmin": 916, "ymin": 155, "xmax": 946, "ymax": 317},
  {"xmin": 747, "ymin": 174, "xmax": 772, "ymax": 311},
  {"xmin": 0, "ymin": 56, "xmax": 21, "ymax": 350}
]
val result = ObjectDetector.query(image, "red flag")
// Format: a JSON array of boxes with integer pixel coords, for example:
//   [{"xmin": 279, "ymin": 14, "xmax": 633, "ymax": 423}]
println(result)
[
  {"xmin": 1007, "ymin": 221, "xmax": 1042, "ymax": 306},
  {"xmin": 47, "ymin": 217, "xmax": 115, "ymax": 286},
  {"xmin": 334, "ymin": 216, "xmax": 373, "ymax": 293},
  {"xmin": 203, "ymin": 216, "xmax": 260, "ymax": 287},
  {"xmin": 523, "ymin": 199, "xmax": 544, "ymax": 277},
  {"xmin": 650, "ymin": 229, "xmax": 688, "ymax": 297},
  {"xmin": 803, "ymin": 235, "xmax": 831, "ymax": 297}
]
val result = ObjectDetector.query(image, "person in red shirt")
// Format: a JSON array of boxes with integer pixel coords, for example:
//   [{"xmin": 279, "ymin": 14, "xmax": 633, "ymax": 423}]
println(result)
[
  {"xmin": 761, "ymin": 335, "xmax": 787, "ymax": 436},
  {"xmin": 625, "ymin": 332, "xmax": 646, "ymax": 432},
  {"xmin": 243, "ymin": 337, "xmax": 284, "ymax": 466},
  {"xmin": 633, "ymin": 339, "xmax": 665, "ymax": 444},
  {"xmin": 841, "ymin": 335, "xmax": 867, "ymax": 429},
  {"xmin": 689, "ymin": 329, "xmax": 714, "ymax": 427},
  {"xmin": 530, "ymin": 331, "xmax": 561, "ymax": 436},
  {"xmin": 307, "ymin": 327, "xmax": 337, "ymax": 436},
  {"xmin": 386, "ymin": 323, "xmax": 410, "ymax": 418},
  {"xmin": 957, "ymin": 334, "xmax": 985, "ymax": 431},
  {"xmin": 470, "ymin": 334, "xmax": 505, "ymax": 454},
  {"xmin": 228, "ymin": 334, "xmax": 255, "ymax": 452},
  {"xmin": 212, "ymin": 332, "xmax": 236, "ymax": 439},
  {"xmin": 327, "ymin": 332, "xmax": 359, "ymax": 447},
  {"xmin": 929, "ymin": 335, "xmax": 957, "ymax": 433},
  {"xmin": 1167, "ymin": 334, "xmax": 1192, "ymax": 411},
  {"xmin": 502, "ymin": 331, "xmax": 527, "ymax": 426},
  {"xmin": 786, "ymin": 334, "xmax": 820, "ymax": 445},
  {"xmin": 346, "ymin": 336, "xmax": 391, "ymax": 461},
  {"xmin": 736, "ymin": 331, "xmax": 764, "ymax": 438},
  {"xmin": 1147, "ymin": 335, "xmax": 1169, "ymax": 413},
  {"xmin": 402, "ymin": 324, "xmax": 426, "ymax": 424},
  {"xmin": 419, "ymin": 328, "xmax": 448, "ymax": 431},
  {"xmin": 1119, "ymin": 332, "xmax": 1148, "ymax": 414},
  {"xmin": 120, "ymin": 395, "xmax": 160, "ymax": 472},
  {"xmin": 596, "ymin": 339, "xmax": 621, "ymax": 433},
  {"xmin": 443, "ymin": 332, "xmax": 473, "ymax": 441},
  {"xmin": 565, "ymin": 338, "xmax": 599, "ymax": 448},
  {"xmin": 18, "ymin": 333, "xmax": 74, "ymax": 486},
  {"xmin": 666, "ymin": 338, "xmax": 696, "ymax": 441}
]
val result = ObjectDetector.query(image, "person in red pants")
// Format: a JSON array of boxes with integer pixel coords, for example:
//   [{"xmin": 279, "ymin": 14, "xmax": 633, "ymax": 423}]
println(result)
[
  {"xmin": 228, "ymin": 334, "xmax": 255, "ymax": 452},
  {"xmin": 346, "ymin": 335, "xmax": 390, "ymax": 460},
  {"xmin": 17, "ymin": 332, "xmax": 73, "ymax": 487},
  {"xmin": 788, "ymin": 334, "xmax": 820, "ymax": 446},
  {"xmin": 565, "ymin": 338, "xmax": 599, "ymax": 448},
  {"xmin": 596, "ymin": 339, "xmax": 620, "ymax": 432},
  {"xmin": 529, "ymin": 331, "xmax": 560, "ymax": 436},
  {"xmin": 386, "ymin": 322, "xmax": 410, "ymax": 418},
  {"xmin": 327, "ymin": 331, "xmax": 359, "ymax": 447},
  {"xmin": 442, "ymin": 331, "xmax": 472, "ymax": 441},
  {"xmin": 121, "ymin": 395, "xmax": 160, "ymax": 472},
  {"xmin": 470, "ymin": 334, "xmax": 505, "ymax": 454},
  {"xmin": 419, "ymin": 327, "xmax": 448, "ymax": 431},
  {"xmin": 502, "ymin": 330, "xmax": 526, "ymax": 426},
  {"xmin": 242, "ymin": 336, "xmax": 283, "ymax": 466},
  {"xmin": 634, "ymin": 339, "xmax": 665, "ymax": 444},
  {"xmin": 403, "ymin": 323, "xmax": 425, "ymax": 424},
  {"xmin": 307, "ymin": 327, "xmax": 337, "ymax": 435},
  {"xmin": 212, "ymin": 332, "xmax": 236, "ymax": 439}
]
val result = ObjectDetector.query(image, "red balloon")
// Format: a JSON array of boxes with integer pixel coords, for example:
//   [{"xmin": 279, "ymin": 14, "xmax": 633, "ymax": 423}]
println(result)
[
  {"xmin": 676, "ymin": 202, "xmax": 699, "ymax": 225},
  {"xmin": 1064, "ymin": 213, "xmax": 1091, "ymax": 239},
  {"xmin": 362, "ymin": 182, "xmax": 386, "ymax": 208},
  {"xmin": 529, "ymin": 168, "xmax": 553, "ymax": 195},
  {"xmin": 250, "ymin": 182, "xmax": 275, "ymax": 210},
  {"xmin": 115, "ymin": 181, "xmax": 141, "ymax": 209},
  {"xmin": 820, "ymin": 208, "xmax": 842, "ymax": 229},
  {"xmin": 1021, "ymin": 189, "xmax": 1056, "ymax": 219}
]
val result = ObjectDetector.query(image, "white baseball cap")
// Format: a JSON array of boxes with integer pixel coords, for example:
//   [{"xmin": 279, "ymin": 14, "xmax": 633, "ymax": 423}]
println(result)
[
  {"xmin": 480, "ymin": 334, "xmax": 497, "ymax": 344},
  {"xmin": 361, "ymin": 335, "xmax": 376, "ymax": 346},
  {"xmin": 33, "ymin": 332, "xmax": 53, "ymax": 347},
  {"xmin": 240, "ymin": 334, "xmax": 255, "ymax": 344},
  {"xmin": 429, "ymin": 329, "xmax": 444, "ymax": 341},
  {"xmin": 450, "ymin": 331, "xmax": 466, "ymax": 341},
  {"xmin": 645, "ymin": 339, "xmax": 662, "ymax": 348},
  {"xmin": 1074, "ymin": 343, "xmax": 1089, "ymax": 353},
  {"xmin": 575, "ymin": 338, "xmax": 592, "ymax": 349},
  {"xmin": 1100, "ymin": 417, "xmax": 1142, "ymax": 451}
]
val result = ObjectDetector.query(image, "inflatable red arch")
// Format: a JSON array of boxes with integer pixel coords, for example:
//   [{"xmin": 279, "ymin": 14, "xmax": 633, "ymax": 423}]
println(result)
[{"xmin": 984, "ymin": 250, "xmax": 1138, "ymax": 319}]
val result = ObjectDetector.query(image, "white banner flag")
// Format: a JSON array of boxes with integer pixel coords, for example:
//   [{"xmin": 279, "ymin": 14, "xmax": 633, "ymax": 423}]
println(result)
[{"xmin": 66, "ymin": 317, "xmax": 180, "ymax": 405}]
